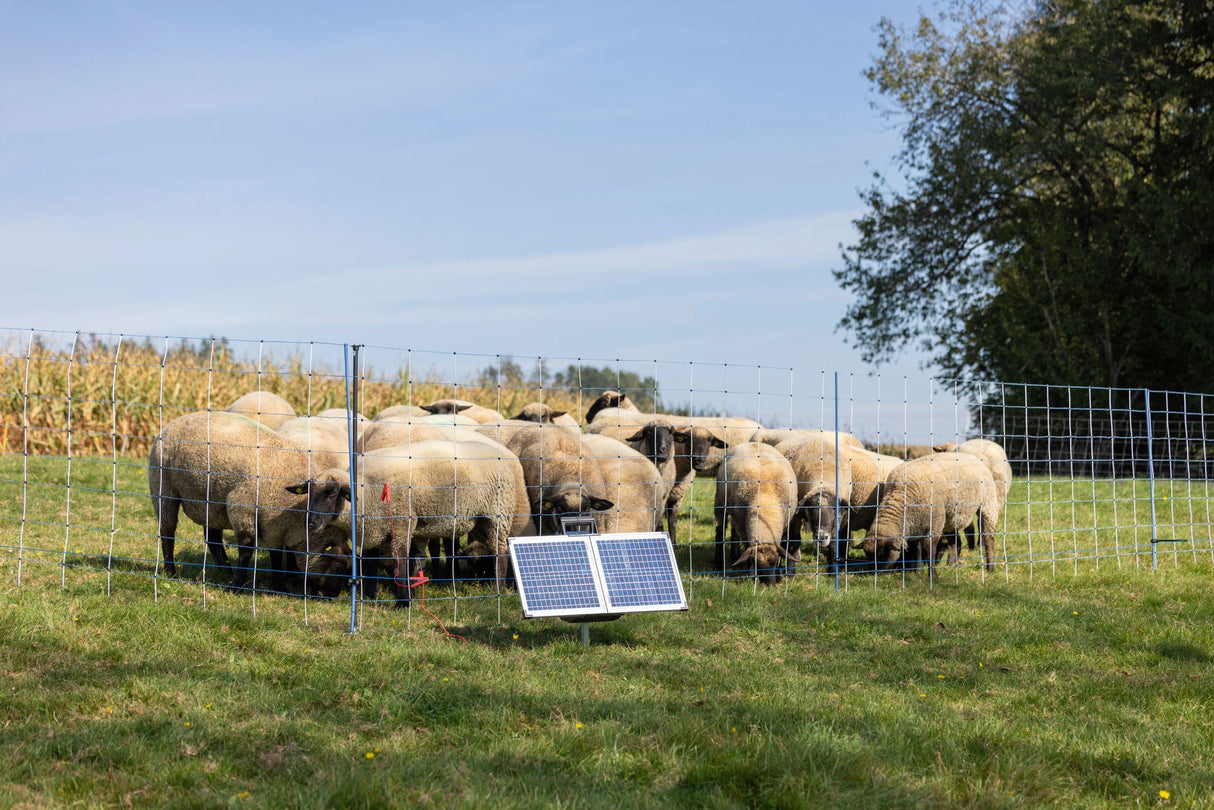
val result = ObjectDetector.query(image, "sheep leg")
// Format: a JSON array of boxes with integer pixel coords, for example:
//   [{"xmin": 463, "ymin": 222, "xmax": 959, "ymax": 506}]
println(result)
[
  {"xmin": 664, "ymin": 499, "xmax": 679, "ymax": 542},
  {"xmin": 204, "ymin": 527, "xmax": 231, "ymax": 573},
  {"xmin": 978, "ymin": 510, "xmax": 996, "ymax": 572},
  {"xmin": 784, "ymin": 514, "xmax": 803, "ymax": 579},
  {"xmin": 154, "ymin": 495, "xmax": 181, "ymax": 576},
  {"xmin": 712, "ymin": 507, "xmax": 728, "ymax": 575}
]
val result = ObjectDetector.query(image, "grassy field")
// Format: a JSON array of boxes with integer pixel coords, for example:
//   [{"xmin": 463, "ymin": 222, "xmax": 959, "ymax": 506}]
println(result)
[{"xmin": 2, "ymin": 454, "xmax": 1214, "ymax": 807}]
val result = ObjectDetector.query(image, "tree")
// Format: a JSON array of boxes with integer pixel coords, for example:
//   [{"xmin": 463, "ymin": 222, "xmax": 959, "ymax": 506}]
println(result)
[
  {"xmin": 550, "ymin": 365, "xmax": 661, "ymax": 411},
  {"xmin": 835, "ymin": 0, "xmax": 1214, "ymax": 392}
]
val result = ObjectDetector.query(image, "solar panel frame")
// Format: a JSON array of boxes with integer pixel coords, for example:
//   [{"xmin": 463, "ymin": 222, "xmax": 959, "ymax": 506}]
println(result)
[{"xmin": 509, "ymin": 532, "xmax": 687, "ymax": 620}]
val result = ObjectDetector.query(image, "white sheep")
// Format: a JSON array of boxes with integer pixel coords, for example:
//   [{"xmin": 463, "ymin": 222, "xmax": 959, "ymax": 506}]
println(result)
[
  {"xmin": 580, "ymin": 433, "xmax": 665, "ymax": 533},
  {"xmin": 511, "ymin": 402, "xmax": 581, "ymax": 430},
  {"xmin": 713, "ymin": 442, "xmax": 798, "ymax": 583},
  {"xmin": 225, "ymin": 391, "xmax": 296, "ymax": 429},
  {"xmin": 147, "ymin": 410, "xmax": 335, "ymax": 591},
  {"xmin": 290, "ymin": 439, "xmax": 532, "ymax": 605},
  {"xmin": 504, "ymin": 424, "xmax": 615, "ymax": 535},
  {"xmin": 862, "ymin": 451, "xmax": 1002, "ymax": 576},
  {"xmin": 933, "ymin": 438, "xmax": 1013, "ymax": 554}
]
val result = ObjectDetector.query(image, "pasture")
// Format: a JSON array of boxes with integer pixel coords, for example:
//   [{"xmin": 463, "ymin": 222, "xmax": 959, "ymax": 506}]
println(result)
[{"xmin": 2, "ymin": 453, "xmax": 1213, "ymax": 808}]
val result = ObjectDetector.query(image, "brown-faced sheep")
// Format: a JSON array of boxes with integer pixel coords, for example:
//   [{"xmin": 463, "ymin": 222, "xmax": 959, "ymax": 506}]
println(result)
[
  {"xmin": 511, "ymin": 402, "xmax": 580, "ymax": 430},
  {"xmin": 504, "ymin": 424, "xmax": 615, "ymax": 535},
  {"xmin": 713, "ymin": 442, "xmax": 798, "ymax": 583}
]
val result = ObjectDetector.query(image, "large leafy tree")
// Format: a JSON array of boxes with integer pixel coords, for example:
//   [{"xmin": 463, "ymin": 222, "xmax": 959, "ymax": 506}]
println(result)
[{"xmin": 836, "ymin": 0, "xmax": 1214, "ymax": 391}]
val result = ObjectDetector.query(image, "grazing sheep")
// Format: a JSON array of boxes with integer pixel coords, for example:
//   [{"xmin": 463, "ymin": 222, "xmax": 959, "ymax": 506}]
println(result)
[
  {"xmin": 420, "ymin": 399, "xmax": 505, "ymax": 425},
  {"xmin": 504, "ymin": 425, "xmax": 615, "ymax": 535},
  {"xmin": 511, "ymin": 402, "xmax": 580, "ymax": 430},
  {"xmin": 713, "ymin": 442, "xmax": 798, "ymax": 583},
  {"xmin": 933, "ymin": 438, "xmax": 1012, "ymax": 552},
  {"xmin": 225, "ymin": 392, "xmax": 296, "ymax": 430},
  {"xmin": 580, "ymin": 433, "xmax": 665, "ymax": 533},
  {"xmin": 584, "ymin": 390, "xmax": 640, "ymax": 424},
  {"xmin": 777, "ymin": 437, "xmax": 856, "ymax": 571},
  {"xmin": 148, "ymin": 410, "xmax": 315, "ymax": 590},
  {"xmin": 291, "ymin": 440, "xmax": 532, "ymax": 605},
  {"xmin": 862, "ymin": 452, "xmax": 1002, "ymax": 577}
]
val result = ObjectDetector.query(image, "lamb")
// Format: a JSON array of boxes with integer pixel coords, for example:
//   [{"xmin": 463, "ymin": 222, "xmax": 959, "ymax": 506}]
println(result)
[
  {"xmin": 289, "ymin": 440, "xmax": 532, "ymax": 606},
  {"xmin": 147, "ymin": 410, "xmax": 335, "ymax": 591},
  {"xmin": 420, "ymin": 399, "xmax": 505, "ymax": 425},
  {"xmin": 713, "ymin": 442, "xmax": 798, "ymax": 583},
  {"xmin": 503, "ymin": 424, "xmax": 615, "ymax": 534},
  {"xmin": 584, "ymin": 390, "xmax": 640, "ymax": 424},
  {"xmin": 861, "ymin": 451, "xmax": 1002, "ymax": 577},
  {"xmin": 511, "ymin": 402, "xmax": 580, "ymax": 430},
  {"xmin": 580, "ymin": 433, "xmax": 665, "ymax": 533},
  {"xmin": 226, "ymin": 392, "xmax": 296, "ymax": 429}
]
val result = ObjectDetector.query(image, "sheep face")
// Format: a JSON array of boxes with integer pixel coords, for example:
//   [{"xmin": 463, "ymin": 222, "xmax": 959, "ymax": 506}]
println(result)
[
  {"xmin": 286, "ymin": 478, "xmax": 350, "ymax": 535},
  {"xmin": 626, "ymin": 424, "xmax": 674, "ymax": 468},
  {"xmin": 538, "ymin": 489, "xmax": 615, "ymax": 535},
  {"xmin": 732, "ymin": 543, "xmax": 789, "ymax": 584},
  {"xmin": 675, "ymin": 429, "xmax": 727, "ymax": 472},
  {"xmin": 512, "ymin": 403, "xmax": 566, "ymax": 424},
  {"xmin": 865, "ymin": 535, "xmax": 908, "ymax": 569},
  {"xmin": 797, "ymin": 490, "xmax": 849, "ymax": 546}
]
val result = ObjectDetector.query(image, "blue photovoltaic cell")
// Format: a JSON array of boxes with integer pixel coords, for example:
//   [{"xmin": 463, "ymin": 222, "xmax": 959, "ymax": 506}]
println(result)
[
  {"xmin": 511, "ymin": 539, "xmax": 605, "ymax": 617},
  {"xmin": 594, "ymin": 534, "xmax": 687, "ymax": 613}
]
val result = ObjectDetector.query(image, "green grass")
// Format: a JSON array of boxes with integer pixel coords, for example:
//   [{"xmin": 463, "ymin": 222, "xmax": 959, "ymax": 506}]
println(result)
[{"xmin": 2, "ymin": 454, "xmax": 1214, "ymax": 807}]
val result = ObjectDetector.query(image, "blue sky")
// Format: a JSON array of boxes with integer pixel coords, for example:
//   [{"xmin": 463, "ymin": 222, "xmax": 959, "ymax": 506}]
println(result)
[{"xmin": 1, "ymin": 2, "xmax": 938, "ymax": 396}]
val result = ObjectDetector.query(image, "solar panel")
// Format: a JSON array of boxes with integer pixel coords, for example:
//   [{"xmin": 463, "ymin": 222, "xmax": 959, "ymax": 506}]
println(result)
[
  {"xmin": 509, "ymin": 532, "xmax": 687, "ymax": 620},
  {"xmin": 594, "ymin": 534, "xmax": 687, "ymax": 613},
  {"xmin": 510, "ymin": 538, "xmax": 606, "ymax": 618}
]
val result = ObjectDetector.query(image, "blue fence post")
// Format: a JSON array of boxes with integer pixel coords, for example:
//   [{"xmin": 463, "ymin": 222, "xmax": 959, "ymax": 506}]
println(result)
[
  {"xmin": 1145, "ymin": 388, "xmax": 1159, "ymax": 570},
  {"xmin": 345, "ymin": 344, "xmax": 362, "ymax": 633},
  {"xmin": 833, "ymin": 371, "xmax": 841, "ymax": 593}
]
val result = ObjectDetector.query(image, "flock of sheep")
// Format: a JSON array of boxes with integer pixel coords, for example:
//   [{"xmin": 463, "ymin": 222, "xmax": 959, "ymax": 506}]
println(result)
[{"xmin": 146, "ymin": 389, "xmax": 1013, "ymax": 605}]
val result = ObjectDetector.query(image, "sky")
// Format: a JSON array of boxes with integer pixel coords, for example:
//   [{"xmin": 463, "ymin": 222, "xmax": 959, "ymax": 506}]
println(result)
[{"xmin": 1, "ymin": 1, "xmax": 960, "ymax": 432}]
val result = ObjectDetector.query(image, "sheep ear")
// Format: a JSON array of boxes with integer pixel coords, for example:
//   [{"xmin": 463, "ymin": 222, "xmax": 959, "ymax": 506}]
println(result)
[
  {"xmin": 542, "ymin": 499, "xmax": 555, "ymax": 511},
  {"xmin": 588, "ymin": 497, "xmax": 614, "ymax": 512},
  {"xmin": 733, "ymin": 547, "xmax": 755, "ymax": 567},
  {"xmin": 671, "ymin": 430, "xmax": 691, "ymax": 443},
  {"xmin": 339, "ymin": 484, "xmax": 352, "ymax": 503},
  {"xmin": 285, "ymin": 482, "xmax": 309, "ymax": 495},
  {"xmin": 420, "ymin": 404, "xmax": 441, "ymax": 414},
  {"xmin": 550, "ymin": 410, "xmax": 566, "ymax": 419},
  {"xmin": 624, "ymin": 429, "xmax": 646, "ymax": 443},
  {"xmin": 711, "ymin": 436, "xmax": 728, "ymax": 449}
]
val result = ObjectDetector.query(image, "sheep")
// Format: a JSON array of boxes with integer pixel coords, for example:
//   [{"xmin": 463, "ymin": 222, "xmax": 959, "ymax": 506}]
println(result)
[
  {"xmin": 420, "ymin": 399, "xmax": 505, "ymax": 424},
  {"xmin": 585, "ymin": 408, "xmax": 725, "ymax": 540},
  {"xmin": 511, "ymin": 402, "xmax": 581, "ymax": 430},
  {"xmin": 147, "ymin": 410, "xmax": 327, "ymax": 591},
  {"xmin": 580, "ymin": 433, "xmax": 665, "ymax": 533},
  {"xmin": 594, "ymin": 409, "xmax": 760, "ymax": 476},
  {"xmin": 713, "ymin": 442, "xmax": 798, "ymax": 583},
  {"xmin": 933, "ymin": 438, "xmax": 1013, "ymax": 553},
  {"xmin": 861, "ymin": 451, "xmax": 1002, "ymax": 577},
  {"xmin": 276, "ymin": 415, "xmax": 355, "ymax": 474},
  {"xmin": 777, "ymin": 436, "xmax": 856, "ymax": 572},
  {"xmin": 225, "ymin": 392, "xmax": 296, "ymax": 429},
  {"xmin": 473, "ymin": 419, "xmax": 552, "ymax": 449},
  {"xmin": 290, "ymin": 440, "xmax": 532, "ymax": 605},
  {"xmin": 373, "ymin": 404, "xmax": 432, "ymax": 422},
  {"xmin": 503, "ymin": 424, "xmax": 615, "ymax": 535},
  {"xmin": 584, "ymin": 390, "xmax": 640, "ymax": 424},
  {"xmin": 359, "ymin": 421, "xmax": 459, "ymax": 453},
  {"xmin": 754, "ymin": 428, "xmax": 866, "ymax": 452}
]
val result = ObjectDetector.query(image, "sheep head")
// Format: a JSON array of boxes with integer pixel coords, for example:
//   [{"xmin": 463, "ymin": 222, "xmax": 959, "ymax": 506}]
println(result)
[{"xmin": 797, "ymin": 489, "xmax": 850, "ymax": 546}]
